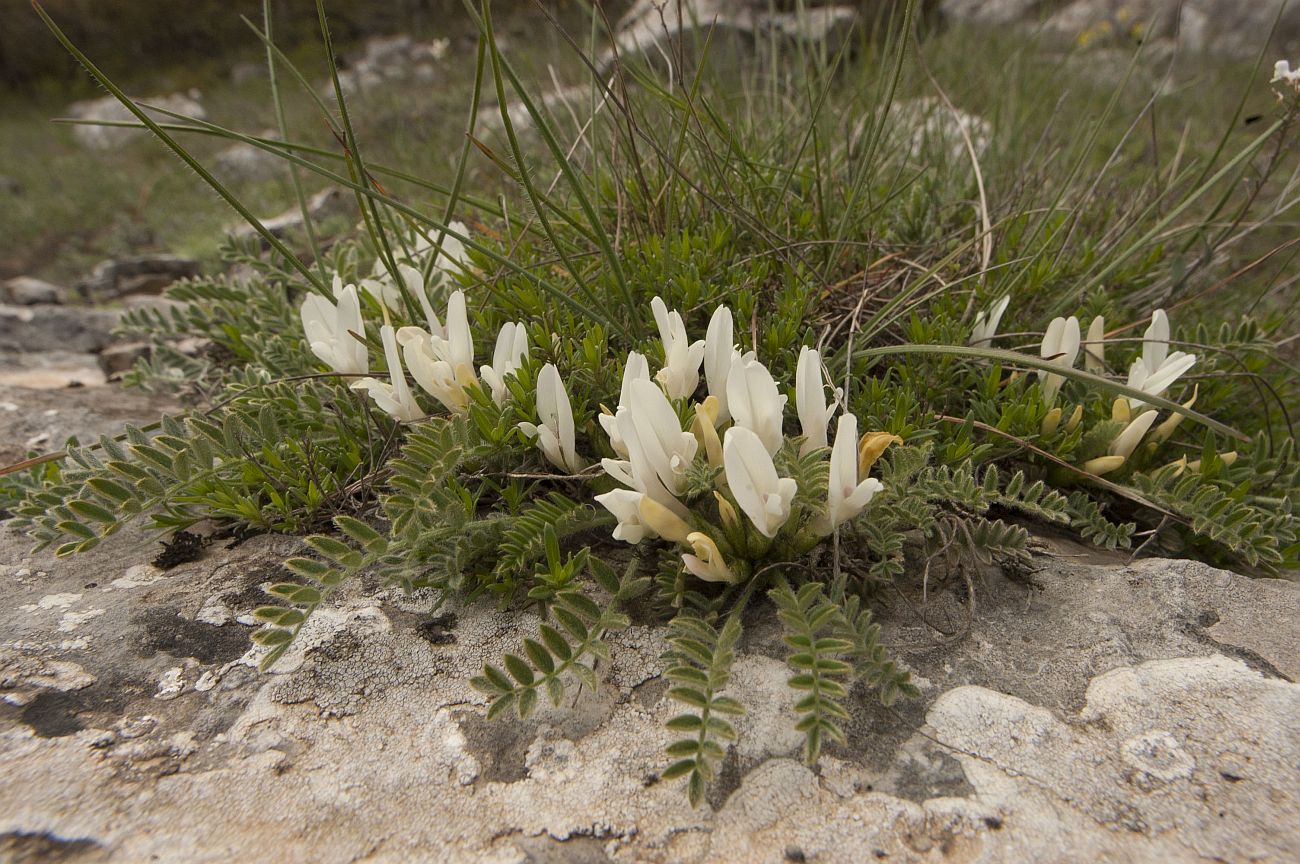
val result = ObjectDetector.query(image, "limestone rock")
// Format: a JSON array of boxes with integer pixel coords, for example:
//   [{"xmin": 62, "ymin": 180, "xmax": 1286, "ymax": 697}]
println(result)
[
  {"xmin": 76, "ymin": 255, "xmax": 200, "ymax": 302},
  {"xmin": 2, "ymin": 277, "xmax": 67, "ymax": 306},
  {"xmin": 233, "ymin": 187, "xmax": 355, "ymax": 243},
  {"xmin": 0, "ymin": 351, "xmax": 106, "ymax": 391},
  {"xmin": 942, "ymin": 0, "xmax": 1046, "ymax": 26},
  {"xmin": 0, "ymin": 516, "xmax": 1294, "ymax": 861},
  {"xmin": 325, "ymin": 34, "xmax": 449, "ymax": 98},
  {"xmin": 212, "ymin": 132, "xmax": 284, "ymax": 184},
  {"xmin": 0, "ymin": 304, "xmax": 121, "ymax": 354},
  {"xmin": 65, "ymin": 91, "xmax": 206, "ymax": 151},
  {"xmin": 945, "ymin": 0, "xmax": 1300, "ymax": 56},
  {"xmin": 0, "ymin": 381, "xmax": 182, "ymax": 466}
]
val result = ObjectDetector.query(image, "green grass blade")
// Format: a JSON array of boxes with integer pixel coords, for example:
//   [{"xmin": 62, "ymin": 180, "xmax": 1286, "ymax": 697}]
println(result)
[
  {"xmin": 31, "ymin": 0, "xmax": 324, "ymax": 292},
  {"xmin": 853, "ymin": 343, "xmax": 1247, "ymax": 441}
]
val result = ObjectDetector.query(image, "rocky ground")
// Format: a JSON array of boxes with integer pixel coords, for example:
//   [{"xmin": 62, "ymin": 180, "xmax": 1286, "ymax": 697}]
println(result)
[
  {"xmin": 0, "ymin": 351, "xmax": 1297, "ymax": 862},
  {"xmin": 3, "ymin": 1, "xmax": 1300, "ymax": 856}
]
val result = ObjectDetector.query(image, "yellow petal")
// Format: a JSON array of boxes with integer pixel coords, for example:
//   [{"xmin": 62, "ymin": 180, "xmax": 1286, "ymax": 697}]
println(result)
[
  {"xmin": 858, "ymin": 432, "xmax": 903, "ymax": 477},
  {"xmin": 1082, "ymin": 455, "xmax": 1126, "ymax": 476},
  {"xmin": 1112, "ymin": 397, "xmax": 1130, "ymax": 424},
  {"xmin": 691, "ymin": 404, "xmax": 724, "ymax": 471},
  {"xmin": 638, "ymin": 496, "xmax": 693, "ymax": 544},
  {"xmin": 1040, "ymin": 407, "xmax": 1063, "ymax": 437},
  {"xmin": 1151, "ymin": 384, "xmax": 1198, "ymax": 443},
  {"xmin": 684, "ymin": 532, "xmax": 736, "ymax": 583},
  {"xmin": 1064, "ymin": 404, "xmax": 1084, "ymax": 434},
  {"xmin": 714, "ymin": 491, "xmax": 741, "ymax": 534}
]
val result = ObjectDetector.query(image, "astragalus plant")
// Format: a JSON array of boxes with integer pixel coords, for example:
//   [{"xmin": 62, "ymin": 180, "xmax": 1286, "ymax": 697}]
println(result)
[{"xmin": 5, "ymin": 0, "xmax": 1299, "ymax": 806}]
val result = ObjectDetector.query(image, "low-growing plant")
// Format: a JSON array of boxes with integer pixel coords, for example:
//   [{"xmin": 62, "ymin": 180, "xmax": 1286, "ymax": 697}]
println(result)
[{"xmin": 5, "ymin": 0, "xmax": 1299, "ymax": 806}]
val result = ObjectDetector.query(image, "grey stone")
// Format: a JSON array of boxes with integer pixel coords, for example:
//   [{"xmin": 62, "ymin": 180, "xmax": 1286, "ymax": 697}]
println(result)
[
  {"xmin": 0, "ymin": 352, "xmax": 106, "ymax": 392},
  {"xmin": 65, "ymin": 91, "xmax": 206, "ymax": 151},
  {"xmin": 326, "ymin": 34, "xmax": 450, "ymax": 98},
  {"xmin": 942, "ymin": 0, "xmax": 1046, "ymax": 26},
  {"xmin": 0, "ymin": 512, "xmax": 1294, "ymax": 862},
  {"xmin": 233, "ymin": 187, "xmax": 355, "ymax": 242},
  {"xmin": 0, "ymin": 381, "xmax": 182, "ymax": 465},
  {"xmin": 76, "ymin": 256, "xmax": 200, "ymax": 302},
  {"xmin": 212, "ymin": 132, "xmax": 284, "ymax": 184},
  {"xmin": 611, "ymin": 0, "xmax": 860, "ymax": 72},
  {"xmin": 2, "ymin": 277, "xmax": 67, "ymax": 306},
  {"xmin": 948, "ymin": 0, "xmax": 1300, "ymax": 55},
  {"xmin": 97, "ymin": 343, "xmax": 151, "ymax": 380},
  {"xmin": 0, "ymin": 304, "xmax": 121, "ymax": 354}
]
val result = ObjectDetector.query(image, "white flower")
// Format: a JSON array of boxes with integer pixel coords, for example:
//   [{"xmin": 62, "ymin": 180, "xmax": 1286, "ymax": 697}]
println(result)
[
  {"xmin": 619, "ymin": 378, "xmax": 698, "ymax": 495},
  {"xmin": 1126, "ymin": 309, "xmax": 1196, "ymax": 408},
  {"xmin": 1038, "ymin": 316, "xmax": 1081, "ymax": 404},
  {"xmin": 350, "ymin": 324, "xmax": 424, "ymax": 422},
  {"xmin": 300, "ymin": 277, "xmax": 368, "ymax": 375},
  {"xmin": 682, "ymin": 532, "xmax": 738, "ymax": 583},
  {"xmin": 723, "ymin": 425, "xmax": 797, "ymax": 538},
  {"xmin": 594, "ymin": 488, "xmax": 648, "ymax": 544},
  {"xmin": 601, "ymin": 405, "xmax": 692, "ymax": 520},
  {"xmin": 398, "ymin": 290, "xmax": 477, "ymax": 413},
  {"xmin": 726, "ymin": 354, "xmax": 787, "ymax": 455},
  {"xmin": 796, "ymin": 346, "xmax": 837, "ymax": 455},
  {"xmin": 704, "ymin": 305, "xmax": 741, "ymax": 422},
  {"xmin": 1083, "ymin": 315, "xmax": 1106, "ymax": 373},
  {"xmin": 519, "ymin": 363, "xmax": 583, "ymax": 474},
  {"xmin": 651, "ymin": 296, "xmax": 705, "ymax": 401},
  {"xmin": 1109, "ymin": 409, "xmax": 1159, "ymax": 460},
  {"xmin": 599, "ymin": 352, "xmax": 651, "ymax": 458},
  {"xmin": 969, "ymin": 295, "xmax": 1010, "ymax": 346},
  {"xmin": 412, "ymin": 222, "xmax": 471, "ymax": 279},
  {"xmin": 1273, "ymin": 60, "xmax": 1300, "ymax": 85},
  {"xmin": 815, "ymin": 413, "xmax": 884, "ymax": 535},
  {"xmin": 479, "ymin": 322, "xmax": 529, "ymax": 406}
]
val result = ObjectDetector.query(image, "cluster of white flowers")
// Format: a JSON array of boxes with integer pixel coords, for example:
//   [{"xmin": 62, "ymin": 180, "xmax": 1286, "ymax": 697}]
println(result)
[
  {"xmin": 297, "ymin": 224, "xmax": 533, "ymax": 423},
  {"xmin": 302, "ymin": 267, "xmax": 897, "ymax": 584},
  {"xmin": 586, "ymin": 297, "xmax": 893, "ymax": 584},
  {"xmin": 968, "ymin": 297, "xmax": 1199, "ymax": 476}
]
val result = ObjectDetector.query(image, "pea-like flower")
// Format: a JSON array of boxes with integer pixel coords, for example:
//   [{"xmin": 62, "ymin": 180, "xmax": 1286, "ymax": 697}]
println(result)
[
  {"xmin": 519, "ymin": 363, "xmax": 583, "ymax": 474},
  {"xmin": 682, "ymin": 532, "xmax": 738, "ymax": 584},
  {"xmin": 350, "ymin": 324, "xmax": 425, "ymax": 422},
  {"xmin": 398, "ymin": 290, "xmax": 477, "ymax": 413},
  {"xmin": 1084, "ymin": 315, "xmax": 1105, "ymax": 373},
  {"xmin": 599, "ymin": 352, "xmax": 651, "ymax": 458},
  {"xmin": 593, "ymin": 488, "xmax": 648, "ymax": 544},
  {"xmin": 651, "ymin": 296, "xmax": 705, "ymax": 400},
  {"xmin": 796, "ymin": 346, "xmax": 836, "ymax": 455},
  {"xmin": 618, "ymin": 378, "xmax": 699, "ymax": 495},
  {"xmin": 969, "ymin": 295, "xmax": 1010, "ymax": 346},
  {"xmin": 723, "ymin": 425, "xmax": 796, "ymax": 538},
  {"xmin": 815, "ymin": 413, "xmax": 884, "ymax": 535},
  {"xmin": 300, "ymin": 276, "xmax": 368, "ymax": 375},
  {"xmin": 1126, "ymin": 309, "xmax": 1196, "ymax": 408},
  {"xmin": 479, "ymin": 322, "xmax": 529, "ymax": 406},
  {"xmin": 704, "ymin": 305, "xmax": 741, "ymax": 422},
  {"xmin": 727, "ymin": 354, "xmax": 786, "ymax": 456},
  {"xmin": 1038, "ymin": 316, "xmax": 1081, "ymax": 404}
]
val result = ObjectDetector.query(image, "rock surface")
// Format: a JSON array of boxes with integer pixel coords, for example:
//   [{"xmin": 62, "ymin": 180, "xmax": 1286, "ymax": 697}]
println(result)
[
  {"xmin": 0, "ymin": 304, "xmax": 121, "ymax": 355},
  {"xmin": 943, "ymin": 0, "xmax": 1300, "ymax": 55},
  {"xmin": 0, "ymin": 510, "xmax": 1295, "ymax": 862},
  {"xmin": 2, "ymin": 277, "xmax": 68, "ymax": 306},
  {"xmin": 327, "ymin": 34, "xmax": 449, "ymax": 97},
  {"xmin": 65, "ymin": 91, "xmax": 206, "ymax": 151},
  {"xmin": 76, "ymin": 255, "xmax": 200, "ymax": 302},
  {"xmin": 0, "ymin": 381, "xmax": 182, "ymax": 466}
]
